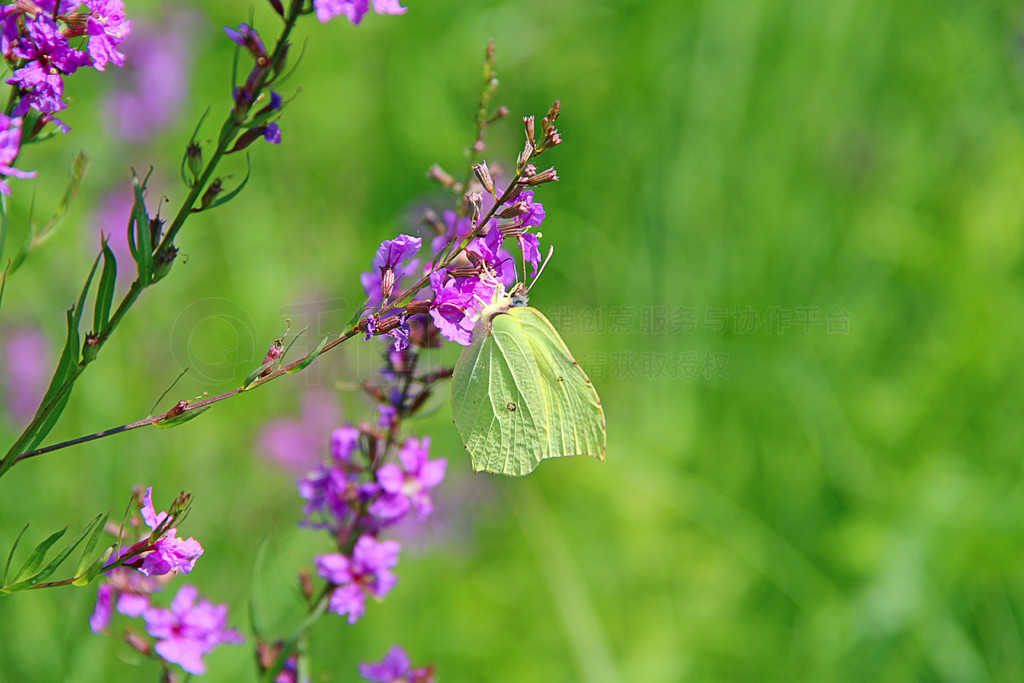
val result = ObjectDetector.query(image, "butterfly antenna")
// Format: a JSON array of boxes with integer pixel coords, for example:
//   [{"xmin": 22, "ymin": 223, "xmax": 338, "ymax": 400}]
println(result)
[{"xmin": 526, "ymin": 245, "xmax": 555, "ymax": 294}]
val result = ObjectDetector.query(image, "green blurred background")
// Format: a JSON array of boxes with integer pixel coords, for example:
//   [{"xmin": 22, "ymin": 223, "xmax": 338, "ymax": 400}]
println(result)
[{"xmin": 4, "ymin": 0, "xmax": 1024, "ymax": 679}]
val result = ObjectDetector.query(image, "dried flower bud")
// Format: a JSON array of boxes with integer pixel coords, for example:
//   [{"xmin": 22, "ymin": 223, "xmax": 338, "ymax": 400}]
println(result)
[
  {"xmin": 268, "ymin": 0, "xmax": 284, "ymax": 15},
  {"xmin": 543, "ymin": 127, "xmax": 562, "ymax": 148},
  {"xmin": 199, "ymin": 178, "xmax": 224, "ymax": 210},
  {"xmin": 498, "ymin": 200, "xmax": 529, "ymax": 219},
  {"xmin": 427, "ymin": 164, "xmax": 457, "ymax": 189},
  {"xmin": 406, "ymin": 299, "xmax": 432, "ymax": 314},
  {"xmin": 375, "ymin": 314, "xmax": 403, "ymax": 334},
  {"xmin": 378, "ymin": 267, "xmax": 395, "ymax": 301},
  {"xmin": 446, "ymin": 265, "xmax": 482, "ymax": 279},
  {"xmin": 518, "ymin": 140, "xmax": 534, "ymax": 168},
  {"xmin": 257, "ymin": 641, "xmax": 281, "ymax": 670},
  {"xmin": 472, "ymin": 162, "xmax": 494, "ymax": 194},
  {"xmin": 185, "ymin": 142, "xmax": 203, "ymax": 184},
  {"xmin": 151, "ymin": 245, "xmax": 177, "ymax": 283},
  {"xmin": 525, "ymin": 167, "xmax": 559, "ymax": 185},
  {"xmin": 467, "ymin": 192, "xmax": 483, "ymax": 224},
  {"xmin": 524, "ymin": 115, "xmax": 536, "ymax": 146},
  {"xmin": 473, "ymin": 140, "xmax": 486, "ymax": 153},
  {"xmin": 542, "ymin": 99, "xmax": 561, "ymax": 133},
  {"xmin": 422, "ymin": 209, "xmax": 446, "ymax": 235}
]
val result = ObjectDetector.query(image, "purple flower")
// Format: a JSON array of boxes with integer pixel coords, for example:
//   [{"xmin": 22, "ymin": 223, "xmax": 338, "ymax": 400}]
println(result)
[
  {"xmin": 127, "ymin": 487, "xmax": 203, "ymax": 577},
  {"xmin": 429, "ymin": 210, "xmax": 473, "ymax": 259},
  {"xmin": 360, "ymin": 645, "xmax": 435, "ymax": 683},
  {"xmin": 84, "ymin": 0, "xmax": 132, "ymax": 71},
  {"xmin": 223, "ymin": 23, "xmax": 266, "ymax": 59},
  {"xmin": 376, "ymin": 404, "xmax": 398, "ymax": 430},
  {"xmin": 516, "ymin": 189, "xmax": 546, "ymax": 228},
  {"xmin": 361, "ymin": 234, "xmax": 422, "ymax": 308},
  {"xmin": 314, "ymin": 0, "xmax": 407, "ymax": 24},
  {"xmin": 7, "ymin": 14, "xmax": 91, "ymax": 114},
  {"xmin": 427, "ymin": 269, "xmax": 499, "ymax": 346},
  {"xmin": 143, "ymin": 584, "xmax": 244, "ymax": 675},
  {"xmin": 263, "ymin": 122, "xmax": 282, "ymax": 144},
  {"xmin": 315, "ymin": 535, "xmax": 400, "ymax": 624},
  {"xmin": 1, "ymin": 326, "xmax": 50, "ymax": 422},
  {"xmin": 297, "ymin": 425, "xmax": 370, "ymax": 532},
  {"xmin": 0, "ymin": 7, "xmax": 19, "ymax": 59},
  {"xmin": 369, "ymin": 437, "xmax": 446, "ymax": 522}
]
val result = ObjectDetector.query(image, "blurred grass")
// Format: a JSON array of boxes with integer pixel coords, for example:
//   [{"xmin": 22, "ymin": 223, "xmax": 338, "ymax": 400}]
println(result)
[{"xmin": 4, "ymin": 0, "xmax": 1024, "ymax": 680}]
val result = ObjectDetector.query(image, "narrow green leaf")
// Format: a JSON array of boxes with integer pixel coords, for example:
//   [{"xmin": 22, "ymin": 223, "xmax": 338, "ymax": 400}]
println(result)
[
  {"xmin": 16, "ymin": 308, "xmax": 80, "ymax": 455},
  {"xmin": 153, "ymin": 406, "xmax": 211, "ymax": 429},
  {"xmin": 286, "ymin": 335, "xmax": 328, "ymax": 374},
  {"xmin": 243, "ymin": 361, "xmax": 276, "ymax": 390},
  {"xmin": 93, "ymin": 238, "xmax": 117, "ymax": 333},
  {"xmin": 248, "ymin": 536, "xmax": 272, "ymax": 639},
  {"xmin": 31, "ymin": 516, "xmax": 103, "ymax": 586},
  {"xmin": 74, "ymin": 512, "xmax": 110, "ymax": 578},
  {"xmin": 345, "ymin": 299, "xmax": 369, "ymax": 331},
  {"xmin": 73, "ymin": 253, "xmax": 101, "ymax": 349},
  {"xmin": 4, "ymin": 523, "xmax": 30, "ymax": 585},
  {"xmin": 0, "ymin": 262, "xmax": 7, "ymax": 314},
  {"xmin": 131, "ymin": 169, "xmax": 153, "ymax": 283},
  {"xmin": 12, "ymin": 527, "xmax": 67, "ymax": 583},
  {"xmin": 207, "ymin": 154, "xmax": 252, "ymax": 210}
]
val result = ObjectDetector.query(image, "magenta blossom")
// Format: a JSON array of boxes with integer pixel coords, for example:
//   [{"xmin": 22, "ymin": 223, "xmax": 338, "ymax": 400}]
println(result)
[
  {"xmin": 0, "ymin": 113, "xmax": 35, "ymax": 195},
  {"xmin": 315, "ymin": 534, "xmax": 400, "ymax": 624},
  {"xmin": 361, "ymin": 234, "xmax": 422, "ymax": 307},
  {"xmin": 314, "ymin": 0, "xmax": 407, "ymax": 25},
  {"xmin": 360, "ymin": 645, "xmax": 436, "ymax": 683},
  {"xmin": 142, "ymin": 584, "xmax": 244, "ymax": 675},
  {"xmin": 369, "ymin": 437, "xmax": 446, "ymax": 522},
  {"xmin": 7, "ymin": 14, "xmax": 91, "ymax": 115},
  {"xmin": 84, "ymin": 0, "xmax": 131, "ymax": 71},
  {"xmin": 120, "ymin": 487, "xmax": 203, "ymax": 577}
]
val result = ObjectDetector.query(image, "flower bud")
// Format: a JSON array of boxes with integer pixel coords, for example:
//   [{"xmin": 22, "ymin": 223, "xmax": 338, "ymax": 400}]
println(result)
[
  {"xmin": 82, "ymin": 333, "xmax": 100, "ymax": 363},
  {"xmin": 525, "ymin": 167, "xmax": 559, "ymax": 185},
  {"xmin": 472, "ymin": 162, "xmax": 494, "ymax": 194},
  {"xmin": 467, "ymin": 192, "xmax": 483, "ymax": 224},
  {"xmin": 268, "ymin": 0, "xmax": 284, "ymax": 16},
  {"xmin": 185, "ymin": 141, "xmax": 203, "ymax": 185},
  {"xmin": 523, "ymin": 115, "xmax": 536, "ymax": 146},
  {"xmin": 380, "ymin": 266, "xmax": 396, "ymax": 301},
  {"xmin": 498, "ymin": 200, "xmax": 529, "ymax": 219},
  {"xmin": 125, "ymin": 630, "xmax": 152, "ymax": 656},
  {"xmin": 199, "ymin": 178, "xmax": 224, "ymax": 211},
  {"xmin": 151, "ymin": 245, "xmax": 177, "ymax": 283},
  {"xmin": 406, "ymin": 299, "xmax": 432, "ymax": 314}
]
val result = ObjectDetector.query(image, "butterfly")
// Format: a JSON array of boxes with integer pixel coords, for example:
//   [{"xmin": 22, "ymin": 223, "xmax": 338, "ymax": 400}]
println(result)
[{"xmin": 450, "ymin": 282, "xmax": 606, "ymax": 476}]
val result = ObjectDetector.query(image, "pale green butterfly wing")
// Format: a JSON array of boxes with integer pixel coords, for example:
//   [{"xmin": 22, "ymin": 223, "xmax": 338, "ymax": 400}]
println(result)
[{"xmin": 451, "ymin": 304, "xmax": 606, "ymax": 476}]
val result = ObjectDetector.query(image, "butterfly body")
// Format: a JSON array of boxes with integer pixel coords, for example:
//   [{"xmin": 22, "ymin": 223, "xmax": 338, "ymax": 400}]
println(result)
[{"xmin": 451, "ymin": 288, "xmax": 606, "ymax": 476}]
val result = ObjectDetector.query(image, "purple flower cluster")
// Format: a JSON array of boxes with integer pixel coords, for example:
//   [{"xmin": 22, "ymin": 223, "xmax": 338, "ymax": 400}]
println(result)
[
  {"xmin": 297, "ymin": 425, "xmax": 446, "ymax": 623},
  {"xmin": 142, "ymin": 584, "xmax": 245, "ymax": 675},
  {"xmin": 314, "ymin": 0, "xmax": 407, "ymax": 25},
  {"xmin": 360, "ymin": 645, "xmax": 436, "ymax": 683},
  {"xmin": 89, "ymin": 489, "xmax": 242, "ymax": 675},
  {"xmin": 2, "ymin": 0, "xmax": 130, "ymax": 123}
]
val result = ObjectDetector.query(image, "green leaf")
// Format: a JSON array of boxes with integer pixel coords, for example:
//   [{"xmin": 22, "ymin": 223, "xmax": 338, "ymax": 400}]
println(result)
[
  {"xmin": 93, "ymin": 237, "xmax": 117, "ymax": 334},
  {"xmin": 243, "ymin": 361, "xmax": 276, "ymax": 390},
  {"xmin": 286, "ymin": 335, "xmax": 328, "ymax": 374},
  {"xmin": 4, "ymin": 523, "xmax": 30, "ymax": 585},
  {"xmin": 345, "ymin": 298, "xmax": 369, "ymax": 331},
  {"xmin": 130, "ymin": 168, "xmax": 153, "ymax": 283},
  {"xmin": 12, "ymin": 527, "xmax": 67, "ymax": 584},
  {"xmin": 32, "ymin": 152, "xmax": 88, "ymax": 246},
  {"xmin": 30, "ymin": 516, "xmax": 104, "ymax": 586},
  {"xmin": 206, "ymin": 154, "xmax": 252, "ymax": 210},
  {"xmin": 73, "ymin": 253, "xmax": 101, "ymax": 352},
  {"xmin": 74, "ymin": 512, "xmax": 111, "ymax": 579},
  {"xmin": 153, "ymin": 406, "xmax": 211, "ymax": 429}
]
